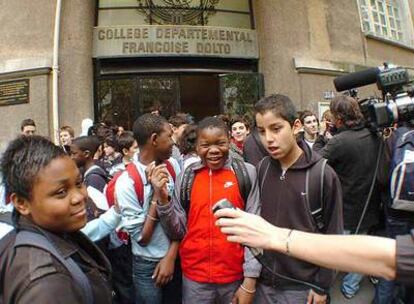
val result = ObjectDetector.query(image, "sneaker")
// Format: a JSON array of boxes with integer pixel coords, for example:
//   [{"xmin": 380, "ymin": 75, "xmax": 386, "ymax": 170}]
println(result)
[{"xmin": 340, "ymin": 288, "xmax": 356, "ymax": 300}]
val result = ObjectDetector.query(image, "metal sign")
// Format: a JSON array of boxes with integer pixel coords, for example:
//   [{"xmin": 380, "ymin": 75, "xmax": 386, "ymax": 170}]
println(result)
[
  {"xmin": 93, "ymin": 25, "xmax": 259, "ymax": 59},
  {"xmin": 0, "ymin": 79, "xmax": 29, "ymax": 106}
]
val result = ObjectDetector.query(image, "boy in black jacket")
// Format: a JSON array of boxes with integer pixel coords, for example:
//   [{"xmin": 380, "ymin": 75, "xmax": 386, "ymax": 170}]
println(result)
[
  {"xmin": 253, "ymin": 94, "xmax": 343, "ymax": 304},
  {"xmin": 71, "ymin": 136, "xmax": 107, "ymax": 192},
  {"xmin": 70, "ymin": 136, "xmax": 108, "ymax": 219}
]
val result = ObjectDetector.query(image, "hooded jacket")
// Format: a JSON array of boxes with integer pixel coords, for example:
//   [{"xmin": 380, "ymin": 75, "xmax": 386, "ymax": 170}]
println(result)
[
  {"xmin": 157, "ymin": 157, "xmax": 261, "ymax": 284},
  {"xmin": 1, "ymin": 217, "xmax": 112, "ymax": 304},
  {"xmin": 259, "ymin": 141, "xmax": 343, "ymax": 290},
  {"xmin": 243, "ymin": 129, "xmax": 268, "ymax": 166}
]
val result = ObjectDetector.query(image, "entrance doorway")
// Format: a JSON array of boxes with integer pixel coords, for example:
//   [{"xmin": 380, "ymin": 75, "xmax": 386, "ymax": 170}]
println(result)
[
  {"xmin": 180, "ymin": 75, "xmax": 220, "ymax": 121},
  {"xmin": 95, "ymin": 73, "xmax": 263, "ymax": 129}
]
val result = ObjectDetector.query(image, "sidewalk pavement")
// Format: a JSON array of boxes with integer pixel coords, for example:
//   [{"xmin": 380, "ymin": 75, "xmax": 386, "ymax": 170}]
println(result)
[{"xmin": 331, "ymin": 273, "xmax": 375, "ymax": 304}]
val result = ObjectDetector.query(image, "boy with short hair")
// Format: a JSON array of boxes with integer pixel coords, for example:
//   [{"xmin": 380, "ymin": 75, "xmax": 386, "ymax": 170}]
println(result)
[
  {"xmin": 253, "ymin": 94, "xmax": 343, "ymax": 303},
  {"xmin": 60, "ymin": 125, "xmax": 75, "ymax": 146},
  {"xmin": 70, "ymin": 136, "xmax": 107, "ymax": 193},
  {"xmin": 169, "ymin": 114, "xmax": 189, "ymax": 165},
  {"xmin": 101, "ymin": 136, "xmax": 122, "ymax": 174},
  {"xmin": 20, "ymin": 118, "xmax": 36, "ymax": 136},
  {"xmin": 109, "ymin": 131, "xmax": 138, "ymax": 177},
  {"xmin": 153, "ymin": 116, "xmax": 261, "ymax": 304},
  {"xmin": 59, "ymin": 125, "xmax": 75, "ymax": 154},
  {"xmin": 230, "ymin": 115, "xmax": 250, "ymax": 161},
  {"xmin": 115, "ymin": 114, "xmax": 181, "ymax": 304},
  {"xmin": 298, "ymin": 110, "xmax": 319, "ymax": 149},
  {"xmin": 70, "ymin": 136, "xmax": 109, "ymax": 218}
]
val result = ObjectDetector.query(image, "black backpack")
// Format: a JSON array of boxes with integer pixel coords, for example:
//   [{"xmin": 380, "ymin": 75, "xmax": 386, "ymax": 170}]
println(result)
[
  {"xmin": 389, "ymin": 127, "xmax": 414, "ymax": 212},
  {"xmin": 0, "ymin": 214, "xmax": 93, "ymax": 304},
  {"xmin": 257, "ymin": 156, "xmax": 328, "ymax": 231},
  {"xmin": 179, "ymin": 158, "xmax": 252, "ymax": 213}
]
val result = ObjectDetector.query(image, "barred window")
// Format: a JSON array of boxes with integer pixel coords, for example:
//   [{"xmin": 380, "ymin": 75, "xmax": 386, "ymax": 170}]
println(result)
[{"xmin": 358, "ymin": 0, "xmax": 414, "ymax": 46}]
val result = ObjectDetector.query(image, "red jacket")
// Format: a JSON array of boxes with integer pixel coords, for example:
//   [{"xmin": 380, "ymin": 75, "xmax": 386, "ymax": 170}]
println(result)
[{"xmin": 180, "ymin": 167, "xmax": 245, "ymax": 284}]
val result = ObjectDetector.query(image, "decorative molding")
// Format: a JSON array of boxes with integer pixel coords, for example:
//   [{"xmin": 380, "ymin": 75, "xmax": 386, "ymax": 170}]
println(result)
[
  {"xmin": 0, "ymin": 58, "xmax": 52, "ymax": 80},
  {"xmin": 0, "ymin": 67, "xmax": 52, "ymax": 80},
  {"xmin": 364, "ymin": 33, "xmax": 414, "ymax": 53},
  {"xmin": 137, "ymin": 0, "xmax": 220, "ymax": 25},
  {"xmin": 294, "ymin": 57, "xmax": 371, "ymax": 76}
]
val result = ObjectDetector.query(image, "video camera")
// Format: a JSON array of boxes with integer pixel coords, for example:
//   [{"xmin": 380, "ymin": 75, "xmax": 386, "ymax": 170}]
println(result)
[{"xmin": 334, "ymin": 63, "xmax": 414, "ymax": 128}]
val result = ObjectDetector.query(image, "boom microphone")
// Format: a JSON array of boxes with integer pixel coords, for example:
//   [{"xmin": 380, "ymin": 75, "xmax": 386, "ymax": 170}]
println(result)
[{"xmin": 334, "ymin": 67, "xmax": 380, "ymax": 92}]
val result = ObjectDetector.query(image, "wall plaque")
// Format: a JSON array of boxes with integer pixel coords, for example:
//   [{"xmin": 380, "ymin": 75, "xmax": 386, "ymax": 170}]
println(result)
[{"xmin": 0, "ymin": 79, "xmax": 30, "ymax": 106}]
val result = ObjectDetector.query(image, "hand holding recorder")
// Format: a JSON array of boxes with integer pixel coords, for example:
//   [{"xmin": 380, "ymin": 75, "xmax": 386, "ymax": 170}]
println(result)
[{"xmin": 214, "ymin": 208, "xmax": 402, "ymax": 283}]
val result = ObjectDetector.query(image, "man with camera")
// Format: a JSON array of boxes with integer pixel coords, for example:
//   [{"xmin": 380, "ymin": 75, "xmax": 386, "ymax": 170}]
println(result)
[{"xmin": 314, "ymin": 95, "xmax": 382, "ymax": 299}]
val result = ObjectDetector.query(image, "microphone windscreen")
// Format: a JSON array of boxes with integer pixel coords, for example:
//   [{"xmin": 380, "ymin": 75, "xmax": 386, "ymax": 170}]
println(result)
[{"xmin": 334, "ymin": 67, "xmax": 380, "ymax": 92}]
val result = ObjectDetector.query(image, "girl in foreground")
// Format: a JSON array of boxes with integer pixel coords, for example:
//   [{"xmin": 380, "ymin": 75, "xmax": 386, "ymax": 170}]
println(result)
[{"xmin": 0, "ymin": 136, "xmax": 112, "ymax": 303}]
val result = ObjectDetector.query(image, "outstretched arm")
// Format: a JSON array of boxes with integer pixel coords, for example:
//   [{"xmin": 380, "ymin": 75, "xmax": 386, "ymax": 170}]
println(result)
[{"xmin": 215, "ymin": 208, "xmax": 396, "ymax": 280}]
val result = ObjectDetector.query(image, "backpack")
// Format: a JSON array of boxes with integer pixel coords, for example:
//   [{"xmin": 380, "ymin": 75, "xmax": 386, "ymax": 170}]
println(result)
[
  {"xmin": 179, "ymin": 158, "xmax": 252, "ymax": 214},
  {"xmin": 257, "ymin": 156, "xmax": 328, "ymax": 232},
  {"xmin": 105, "ymin": 160, "xmax": 177, "ymax": 207},
  {"xmin": 84, "ymin": 165, "xmax": 110, "ymax": 187},
  {"xmin": 389, "ymin": 128, "xmax": 414, "ymax": 212},
  {"xmin": 0, "ymin": 224, "xmax": 93, "ymax": 304},
  {"xmin": 105, "ymin": 160, "xmax": 176, "ymax": 244},
  {"xmin": 0, "ymin": 212, "xmax": 13, "ymax": 226}
]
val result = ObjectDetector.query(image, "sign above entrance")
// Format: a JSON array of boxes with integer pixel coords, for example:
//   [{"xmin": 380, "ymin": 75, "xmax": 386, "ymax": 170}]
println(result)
[{"xmin": 93, "ymin": 25, "xmax": 259, "ymax": 59}]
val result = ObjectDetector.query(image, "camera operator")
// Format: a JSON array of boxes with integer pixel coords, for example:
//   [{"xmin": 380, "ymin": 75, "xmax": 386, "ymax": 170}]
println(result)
[
  {"xmin": 214, "ymin": 208, "xmax": 414, "ymax": 288},
  {"xmin": 374, "ymin": 121, "xmax": 414, "ymax": 304},
  {"xmin": 313, "ymin": 95, "xmax": 382, "ymax": 299}
]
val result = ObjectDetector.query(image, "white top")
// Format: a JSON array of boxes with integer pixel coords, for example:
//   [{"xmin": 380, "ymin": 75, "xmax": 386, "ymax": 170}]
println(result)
[{"xmin": 304, "ymin": 138, "xmax": 315, "ymax": 149}]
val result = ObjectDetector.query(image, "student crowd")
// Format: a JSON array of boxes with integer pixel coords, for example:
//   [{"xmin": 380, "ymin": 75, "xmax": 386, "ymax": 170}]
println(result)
[{"xmin": 0, "ymin": 93, "xmax": 412, "ymax": 304}]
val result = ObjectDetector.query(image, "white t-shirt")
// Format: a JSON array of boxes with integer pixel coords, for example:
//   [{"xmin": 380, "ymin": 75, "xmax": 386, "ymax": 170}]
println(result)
[{"xmin": 304, "ymin": 139, "xmax": 315, "ymax": 149}]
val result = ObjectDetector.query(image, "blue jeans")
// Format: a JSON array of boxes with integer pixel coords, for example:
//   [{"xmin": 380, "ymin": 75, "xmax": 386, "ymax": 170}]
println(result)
[
  {"xmin": 132, "ymin": 255, "xmax": 162, "ymax": 304},
  {"xmin": 374, "ymin": 216, "xmax": 414, "ymax": 304},
  {"xmin": 341, "ymin": 229, "xmax": 366, "ymax": 296}
]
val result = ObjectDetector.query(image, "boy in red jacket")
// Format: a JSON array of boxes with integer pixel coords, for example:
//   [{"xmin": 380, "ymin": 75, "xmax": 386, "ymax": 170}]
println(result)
[{"xmin": 152, "ymin": 116, "xmax": 261, "ymax": 304}]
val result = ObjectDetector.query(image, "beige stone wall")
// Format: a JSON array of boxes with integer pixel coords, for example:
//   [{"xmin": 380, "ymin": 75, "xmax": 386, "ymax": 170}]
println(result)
[
  {"xmin": 0, "ymin": 0, "xmax": 95, "ymax": 149},
  {"xmin": 366, "ymin": 38, "xmax": 414, "ymax": 67},
  {"xmin": 254, "ymin": 0, "xmax": 310, "ymax": 107},
  {"xmin": 0, "ymin": 0, "xmax": 54, "ymax": 61},
  {"xmin": 59, "ymin": 0, "xmax": 96, "ymax": 138},
  {"xmin": 0, "ymin": 0, "xmax": 54, "ymax": 151},
  {"xmin": 255, "ymin": 0, "xmax": 414, "ymax": 113}
]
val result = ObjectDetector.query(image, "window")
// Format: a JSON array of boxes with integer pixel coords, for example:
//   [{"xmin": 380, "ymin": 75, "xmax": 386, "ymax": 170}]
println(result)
[{"xmin": 358, "ymin": 0, "xmax": 414, "ymax": 46}]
